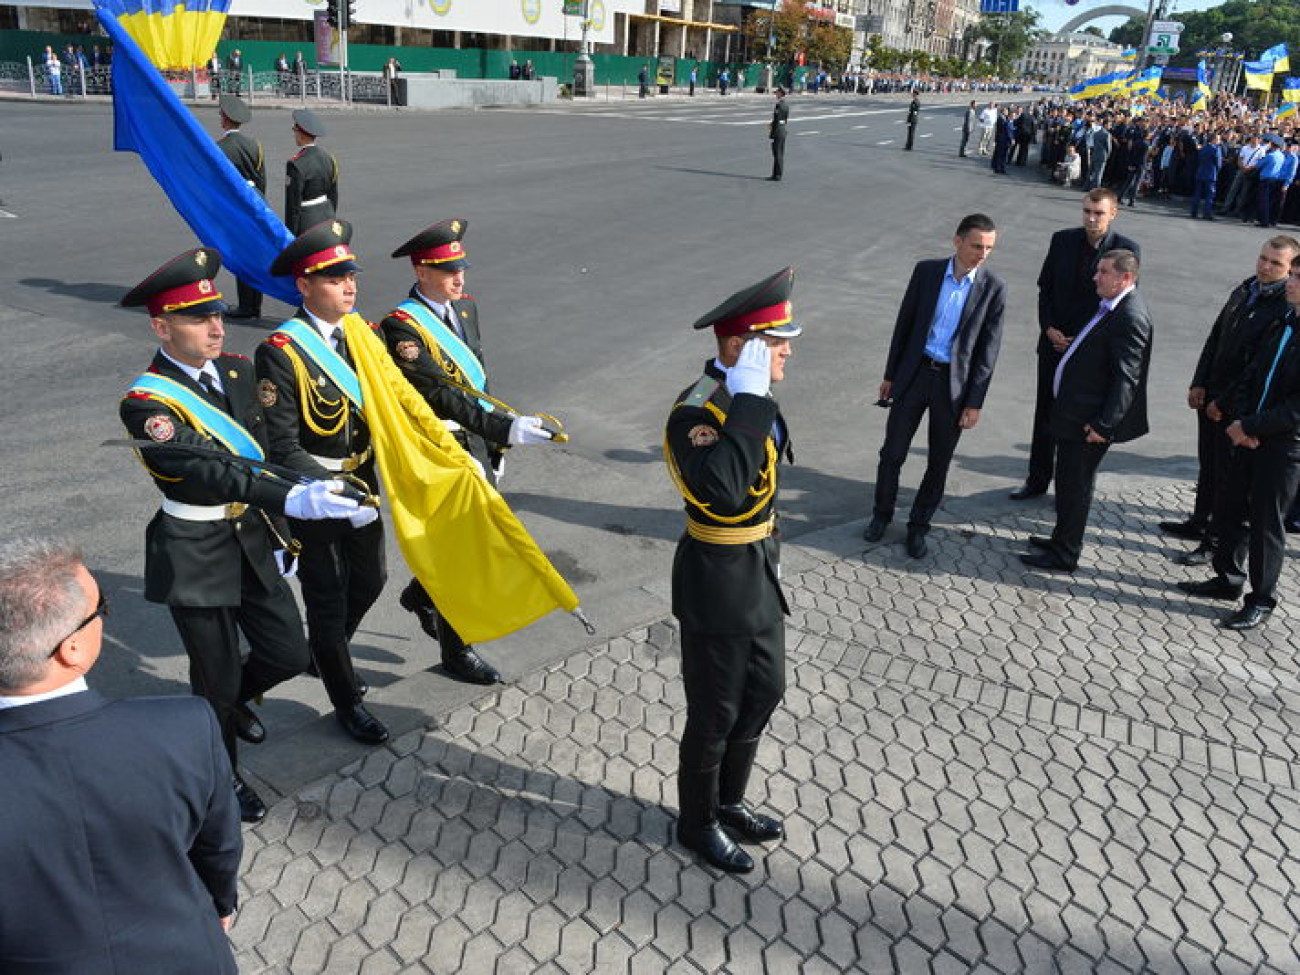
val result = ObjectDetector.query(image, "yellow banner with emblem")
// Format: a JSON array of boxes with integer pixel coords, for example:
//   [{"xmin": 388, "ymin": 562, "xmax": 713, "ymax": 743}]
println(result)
[{"xmin": 341, "ymin": 314, "xmax": 579, "ymax": 644}]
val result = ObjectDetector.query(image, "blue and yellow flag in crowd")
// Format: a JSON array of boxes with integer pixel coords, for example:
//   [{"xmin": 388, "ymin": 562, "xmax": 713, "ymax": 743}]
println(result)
[
  {"xmin": 1068, "ymin": 69, "xmax": 1127, "ymax": 102},
  {"xmin": 1190, "ymin": 60, "xmax": 1211, "ymax": 109},
  {"xmin": 1283, "ymin": 76, "xmax": 1300, "ymax": 103},
  {"xmin": 1125, "ymin": 66, "xmax": 1162, "ymax": 97},
  {"xmin": 1262, "ymin": 43, "xmax": 1290, "ymax": 74},
  {"xmin": 95, "ymin": 0, "xmax": 230, "ymax": 72},
  {"xmin": 1277, "ymin": 101, "xmax": 1298, "ymax": 121},
  {"xmin": 1119, "ymin": 48, "xmax": 1137, "ymax": 61},
  {"xmin": 93, "ymin": 1, "xmax": 297, "ymax": 304}
]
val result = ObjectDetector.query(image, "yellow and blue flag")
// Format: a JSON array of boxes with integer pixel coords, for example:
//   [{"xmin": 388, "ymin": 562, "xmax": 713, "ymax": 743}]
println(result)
[
  {"xmin": 1190, "ymin": 60, "xmax": 1211, "ymax": 109},
  {"xmin": 1119, "ymin": 48, "xmax": 1137, "ymax": 61},
  {"xmin": 1125, "ymin": 66, "xmax": 1162, "ymax": 97},
  {"xmin": 93, "ymin": 3, "xmax": 298, "ymax": 305},
  {"xmin": 1245, "ymin": 59, "xmax": 1276, "ymax": 91},
  {"xmin": 1262, "ymin": 43, "xmax": 1290, "ymax": 74},
  {"xmin": 1068, "ymin": 69, "xmax": 1127, "ymax": 102},
  {"xmin": 95, "ymin": 0, "xmax": 230, "ymax": 72},
  {"xmin": 1283, "ymin": 76, "xmax": 1300, "ymax": 104},
  {"xmin": 1277, "ymin": 101, "xmax": 1298, "ymax": 121}
]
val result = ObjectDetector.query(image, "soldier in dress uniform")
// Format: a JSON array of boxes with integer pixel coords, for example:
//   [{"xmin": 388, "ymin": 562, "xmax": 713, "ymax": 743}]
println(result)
[
  {"xmin": 284, "ymin": 109, "xmax": 338, "ymax": 236},
  {"xmin": 664, "ymin": 267, "xmax": 801, "ymax": 873},
  {"xmin": 769, "ymin": 87, "xmax": 788, "ymax": 182},
  {"xmin": 381, "ymin": 218, "xmax": 556, "ymax": 685},
  {"xmin": 119, "ymin": 248, "xmax": 373, "ymax": 822},
  {"xmin": 255, "ymin": 220, "xmax": 390, "ymax": 746},
  {"xmin": 214, "ymin": 95, "xmax": 266, "ymax": 320}
]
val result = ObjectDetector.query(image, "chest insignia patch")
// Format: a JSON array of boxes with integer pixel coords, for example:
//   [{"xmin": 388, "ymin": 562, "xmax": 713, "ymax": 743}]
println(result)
[
  {"xmin": 688, "ymin": 425, "xmax": 719, "ymax": 448},
  {"xmin": 258, "ymin": 379, "xmax": 278, "ymax": 407},
  {"xmin": 396, "ymin": 340, "xmax": 420, "ymax": 362},
  {"xmin": 144, "ymin": 414, "xmax": 175, "ymax": 443}
]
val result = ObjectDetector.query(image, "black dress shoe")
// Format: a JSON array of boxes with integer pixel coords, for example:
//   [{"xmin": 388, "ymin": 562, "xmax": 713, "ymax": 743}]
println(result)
[
  {"xmin": 1009, "ymin": 482, "xmax": 1048, "ymax": 501},
  {"xmin": 441, "ymin": 647, "xmax": 503, "ymax": 685},
  {"xmin": 677, "ymin": 821, "xmax": 754, "ymax": 872},
  {"xmin": 234, "ymin": 774, "xmax": 267, "ymax": 824},
  {"xmin": 335, "ymin": 703, "xmax": 389, "ymax": 745},
  {"xmin": 224, "ymin": 307, "xmax": 261, "ymax": 320},
  {"xmin": 905, "ymin": 527, "xmax": 928, "ymax": 559},
  {"xmin": 862, "ymin": 515, "xmax": 890, "ymax": 543},
  {"xmin": 718, "ymin": 803, "xmax": 784, "ymax": 843},
  {"xmin": 1176, "ymin": 577, "xmax": 1243, "ymax": 600},
  {"xmin": 1220, "ymin": 603, "xmax": 1272, "ymax": 631},
  {"xmin": 1028, "ymin": 535, "xmax": 1053, "ymax": 550},
  {"xmin": 233, "ymin": 702, "xmax": 266, "ymax": 745},
  {"xmin": 1020, "ymin": 551, "xmax": 1075, "ymax": 572},
  {"xmin": 1173, "ymin": 544, "xmax": 1213, "ymax": 567},
  {"xmin": 1159, "ymin": 519, "xmax": 1207, "ymax": 540},
  {"xmin": 398, "ymin": 580, "xmax": 441, "ymax": 641}
]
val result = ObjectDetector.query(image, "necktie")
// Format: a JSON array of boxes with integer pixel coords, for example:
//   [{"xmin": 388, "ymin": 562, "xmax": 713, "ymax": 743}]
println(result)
[
  {"xmin": 331, "ymin": 328, "xmax": 348, "ymax": 360},
  {"xmin": 199, "ymin": 372, "xmax": 231, "ymax": 413}
]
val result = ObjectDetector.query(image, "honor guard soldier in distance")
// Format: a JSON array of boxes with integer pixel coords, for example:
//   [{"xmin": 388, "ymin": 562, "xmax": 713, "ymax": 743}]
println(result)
[
  {"xmin": 382, "ymin": 218, "xmax": 556, "ymax": 685},
  {"xmin": 119, "ymin": 248, "xmax": 373, "ymax": 823},
  {"xmin": 214, "ymin": 95, "xmax": 266, "ymax": 320},
  {"xmin": 255, "ymin": 221, "xmax": 390, "ymax": 745},
  {"xmin": 284, "ymin": 109, "xmax": 338, "ymax": 236},
  {"xmin": 769, "ymin": 87, "xmax": 788, "ymax": 181},
  {"xmin": 664, "ymin": 267, "xmax": 800, "ymax": 873}
]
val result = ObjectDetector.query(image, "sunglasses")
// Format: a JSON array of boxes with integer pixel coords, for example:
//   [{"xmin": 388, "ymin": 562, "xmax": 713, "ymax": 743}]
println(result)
[{"xmin": 49, "ymin": 589, "xmax": 108, "ymax": 658}]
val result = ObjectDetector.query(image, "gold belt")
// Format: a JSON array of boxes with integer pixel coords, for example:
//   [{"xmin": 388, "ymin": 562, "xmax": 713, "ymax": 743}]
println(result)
[{"xmin": 686, "ymin": 516, "xmax": 775, "ymax": 545}]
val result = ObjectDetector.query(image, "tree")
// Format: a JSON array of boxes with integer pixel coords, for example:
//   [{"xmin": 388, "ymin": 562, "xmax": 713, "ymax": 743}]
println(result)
[
  {"xmin": 1110, "ymin": 0, "xmax": 1300, "ymax": 68},
  {"xmin": 976, "ymin": 8, "xmax": 1043, "ymax": 75},
  {"xmin": 746, "ymin": 0, "xmax": 852, "ymax": 68}
]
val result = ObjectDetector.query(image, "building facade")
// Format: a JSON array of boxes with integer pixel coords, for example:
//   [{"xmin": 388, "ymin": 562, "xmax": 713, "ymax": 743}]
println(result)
[
  {"xmin": 1016, "ymin": 31, "xmax": 1130, "ymax": 87},
  {"xmin": 860, "ymin": 0, "xmax": 979, "ymax": 59}
]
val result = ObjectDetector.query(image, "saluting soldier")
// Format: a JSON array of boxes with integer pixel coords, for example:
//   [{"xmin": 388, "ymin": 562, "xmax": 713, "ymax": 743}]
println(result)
[
  {"xmin": 381, "ymin": 218, "xmax": 556, "ymax": 685},
  {"xmin": 255, "ymin": 220, "xmax": 390, "ymax": 746},
  {"xmin": 119, "ymin": 248, "xmax": 371, "ymax": 822},
  {"xmin": 664, "ymin": 267, "xmax": 801, "ymax": 873},
  {"xmin": 214, "ymin": 95, "xmax": 266, "ymax": 320},
  {"xmin": 284, "ymin": 109, "xmax": 338, "ymax": 236}
]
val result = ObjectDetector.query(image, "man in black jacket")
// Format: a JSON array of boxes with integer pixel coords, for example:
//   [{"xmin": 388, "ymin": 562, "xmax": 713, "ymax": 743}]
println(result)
[
  {"xmin": 665, "ymin": 267, "xmax": 800, "ymax": 873},
  {"xmin": 284, "ymin": 109, "xmax": 338, "ymax": 235},
  {"xmin": 119, "ymin": 247, "xmax": 371, "ymax": 821},
  {"xmin": 1161, "ymin": 235, "xmax": 1300, "ymax": 563},
  {"xmin": 864, "ymin": 214, "xmax": 1006, "ymax": 559},
  {"xmin": 0, "ymin": 537, "xmax": 242, "ymax": 974},
  {"xmin": 769, "ymin": 87, "xmax": 789, "ymax": 181},
  {"xmin": 1012, "ymin": 189, "xmax": 1139, "ymax": 500},
  {"xmin": 1179, "ymin": 254, "xmax": 1300, "ymax": 630},
  {"xmin": 381, "ymin": 218, "xmax": 556, "ymax": 685},
  {"xmin": 214, "ymin": 95, "xmax": 266, "ymax": 320},
  {"xmin": 1021, "ymin": 249, "xmax": 1152, "ymax": 572}
]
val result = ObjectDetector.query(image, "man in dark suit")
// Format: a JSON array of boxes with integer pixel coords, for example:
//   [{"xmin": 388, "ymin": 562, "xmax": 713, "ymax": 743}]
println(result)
[
  {"xmin": 769, "ymin": 87, "xmax": 788, "ymax": 181},
  {"xmin": 381, "ymin": 218, "xmax": 557, "ymax": 685},
  {"xmin": 1161, "ymin": 236, "xmax": 1299, "ymax": 563},
  {"xmin": 119, "ymin": 247, "xmax": 372, "ymax": 822},
  {"xmin": 256, "ymin": 220, "xmax": 390, "ymax": 747},
  {"xmin": 284, "ymin": 109, "xmax": 338, "ymax": 235},
  {"xmin": 1178, "ymin": 255, "xmax": 1300, "ymax": 630},
  {"xmin": 214, "ymin": 95, "xmax": 266, "ymax": 320},
  {"xmin": 1012, "ymin": 188, "xmax": 1139, "ymax": 500},
  {"xmin": 0, "ymin": 537, "xmax": 242, "ymax": 973},
  {"xmin": 1021, "ymin": 249, "xmax": 1152, "ymax": 572},
  {"xmin": 864, "ymin": 214, "xmax": 1006, "ymax": 559},
  {"xmin": 665, "ymin": 267, "xmax": 800, "ymax": 873}
]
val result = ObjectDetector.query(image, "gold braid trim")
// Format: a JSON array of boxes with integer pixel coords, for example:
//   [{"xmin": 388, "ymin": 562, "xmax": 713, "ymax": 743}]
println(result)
[
  {"xmin": 281, "ymin": 342, "xmax": 348, "ymax": 436},
  {"xmin": 664, "ymin": 401, "xmax": 777, "ymax": 525}
]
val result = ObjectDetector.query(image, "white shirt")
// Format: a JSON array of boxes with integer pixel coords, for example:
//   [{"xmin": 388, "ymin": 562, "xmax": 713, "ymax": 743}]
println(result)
[
  {"xmin": 0, "ymin": 678, "xmax": 88, "ymax": 710},
  {"xmin": 415, "ymin": 287, "xmax": 464, "ymax": 339},
  {"xmin": 302, "ymin": 306, "xmax": 344, "ymax": 348},
  {"xmin": 160, "ymin": 348, "xmax": 225, "ymax": 394}
]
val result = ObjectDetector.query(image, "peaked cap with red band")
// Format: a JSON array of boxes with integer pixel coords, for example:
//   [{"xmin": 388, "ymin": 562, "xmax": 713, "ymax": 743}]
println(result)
[
  {"xmin": 391, "ymin": 217, "xmax": 470, "ymax": 271},
  {"xmin": 693, "ymin": 266, "xmax": 802, "ymax": 339},
  {"xmin": 121, "ymin": 248, "xmax": 227, "ymax": 317},
  {"xmin": 270, "ymin": 219, "xmax": 362, "ymax": 278}
]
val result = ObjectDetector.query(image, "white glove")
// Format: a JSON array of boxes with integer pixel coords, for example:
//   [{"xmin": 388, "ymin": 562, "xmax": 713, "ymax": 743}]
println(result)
[
  {"xmin": 347, "ymin": 506, "xmax": 380, "ymax": 528},
  {"xmin": 274, "ymin": 550, "xmax": 298, "ymax": 578},
  {"xmin": 491, "ymin": 454, "xmax": 506, "ymax": 485},
  {"xmin": 725, "ymin": 339, "xmax": 771, "ymax": 398},
  {"xmin": 285, "ymin": 480, "xmax": 365, "ymax": 521},
  {"xmin": 509, "ymin": 415, "xmax": 554, "ymax": 445}
]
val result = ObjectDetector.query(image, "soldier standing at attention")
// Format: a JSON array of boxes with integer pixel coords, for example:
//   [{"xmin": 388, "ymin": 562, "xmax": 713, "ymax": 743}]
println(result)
[
  {"xmin": 380, "ymin": 218, "xmax": 557, "ymax": 685},
  {"xmin": 284, "ymin": 109, "xmax": 338, "ymax": 235},
  {"xmin": 214, "ymin": 95, "xmax": 266, "ymax": 321},
  {"xmin": 905, "ymin": 92, "xmax": 920, "ymax": 151},
  {"xmin": 664, "ymin": 267, "xmax": 801, "ymax": 873},
  {"xmin": 769, "ymin": 87, "xmax": 788, "ymax": 182}
]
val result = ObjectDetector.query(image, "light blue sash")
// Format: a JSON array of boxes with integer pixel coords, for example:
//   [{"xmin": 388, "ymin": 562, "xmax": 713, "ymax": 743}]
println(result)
[
  {"xmin": 129, "ymin": 373, "xmax": 265, "ymax": 463},
  {"xmin": 396, "ymin": 298, "xmax": 493, "ymax": 411},
  {"xmin": 275, "ymin": 318, "xmax": 364, "ymax": 407}
]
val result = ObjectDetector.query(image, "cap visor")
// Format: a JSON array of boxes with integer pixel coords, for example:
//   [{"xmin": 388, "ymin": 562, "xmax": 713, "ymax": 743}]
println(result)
[
  {"xmin": 764, "ymin": 322, "xmax": 803, "ymax": 338},
  {"xmin": 168, "ymin": 298, "xmax": 228, "ymax": 316},
  {"xmin": 314, "ymin": 260, "xmax": 362, "ymax": 276}
]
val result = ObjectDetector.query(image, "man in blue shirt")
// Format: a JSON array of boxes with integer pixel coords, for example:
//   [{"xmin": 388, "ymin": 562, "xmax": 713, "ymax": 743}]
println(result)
[
  {"xmin": 864, "ymin": 215, "xmax": 1008, "ymax": 558},
  {"xmin": 1256, "ymin": 137, "xmax": 1287, "ymax": 228},
  {"xmin": 1190, "ymin": 133, "xmax": 1223, "ymax": 220}
]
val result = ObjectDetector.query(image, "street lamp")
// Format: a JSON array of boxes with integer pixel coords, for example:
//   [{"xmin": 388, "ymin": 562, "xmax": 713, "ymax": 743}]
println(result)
[{"xmin": 574, "ymin": 0, "xmax": 594, "ymax": 97}]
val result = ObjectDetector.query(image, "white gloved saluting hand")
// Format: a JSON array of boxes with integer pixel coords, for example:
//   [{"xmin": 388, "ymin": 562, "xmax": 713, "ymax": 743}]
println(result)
[
  {"xmin": 509, "ymin": 414, "xmax": 554, "ymax": 445},
  {"xmin": 285, "ymin": 479, "xmax": 368, "ymax": 521},
  {"xmin": 725, "ymin": 338, "xmax": 772, "ymax": 398}
]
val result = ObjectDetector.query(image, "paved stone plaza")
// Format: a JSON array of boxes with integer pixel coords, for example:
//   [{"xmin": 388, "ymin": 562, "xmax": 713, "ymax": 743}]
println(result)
[{"xmin": 229, "ymin": 475, "xmax": 1300, "ymax": 974}]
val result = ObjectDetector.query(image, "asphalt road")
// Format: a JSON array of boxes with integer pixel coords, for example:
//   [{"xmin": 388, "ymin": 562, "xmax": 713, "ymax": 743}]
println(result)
[{"xmin": 0, "ymin": 92, "xmax": 1263, "ymax": 794}]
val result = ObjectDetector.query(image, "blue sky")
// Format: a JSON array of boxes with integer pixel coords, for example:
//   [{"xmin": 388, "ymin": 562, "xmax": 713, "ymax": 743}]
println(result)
[{"xmin": 1032, "ymin": 0, "xmax": 1221, "ymax": 35}]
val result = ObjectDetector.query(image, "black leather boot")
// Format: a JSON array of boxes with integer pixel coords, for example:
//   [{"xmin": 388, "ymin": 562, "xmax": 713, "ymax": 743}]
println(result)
[
  {"xmin": 676, "ymin": 766, "xmax": 753, "ymax": 873},
  {"xmin": 718, "ymin": 737, "xmax": 784, "ymax": 843}
]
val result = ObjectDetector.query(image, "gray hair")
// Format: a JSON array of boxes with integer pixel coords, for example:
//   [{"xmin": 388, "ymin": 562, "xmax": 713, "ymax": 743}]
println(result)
[
  {"xmin": 1101, "ymin": 248, "xmax": 1140, "ymax": 280},
  {"xmin": 0, "ymin": 537, "xmax": 85, "ymax": 691}
]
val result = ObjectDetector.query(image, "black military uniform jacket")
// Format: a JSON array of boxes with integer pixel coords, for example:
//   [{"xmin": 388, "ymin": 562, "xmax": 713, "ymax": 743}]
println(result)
[
  {"xmin": 217, "ymin": 129, "xmax": 266, "ymax": 194},
  {"xmin": 1223, "ymin": 309, "xmax": 1300, "ymax": 443},
  {"xmin": 667, "ymin": 361, "xmax": 791, "ymax": 636},
  {"xmin": 120, "ymin": 352, "xmax": 291, "ymax": 607},
  {"xmin": 284, "ymin": 144, "xmax": 338, "ymax": 235},
  {"xmin": 254, "ymin": 309, "xmax": 377, "ymax": 492},
  {"xmin": 770, "ymin": 98, "xmax": 789, "ymax": 140},
  {"xmin": 1193, "ymin": 276, "xmax": 1290, "ymax": 401},
  {"xmin": 379, "ymin": 289, "xmax": 512, "ymax": 464}
]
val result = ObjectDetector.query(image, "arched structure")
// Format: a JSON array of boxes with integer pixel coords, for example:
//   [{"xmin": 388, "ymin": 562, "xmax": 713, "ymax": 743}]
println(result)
[{"xmin": 1060, "ymin": 5, "xmax": 1145, "ymax": 34}]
